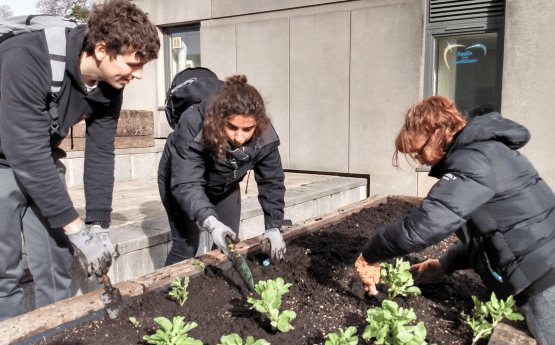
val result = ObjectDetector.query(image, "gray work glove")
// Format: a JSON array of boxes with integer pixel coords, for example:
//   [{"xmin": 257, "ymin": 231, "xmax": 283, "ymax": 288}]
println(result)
[
  {"xmin": 67, "ymin": 223, "xmax": 112, "ymax": 277},
  {"xmin": 90, "ymin": 224, "xmax": 116, "ymax": 257},
  {"xmin": 201, "ymin": 215, "xmax": 238, "ymax": 257},
  {"xmin": 261, "ymin": 228, "xmax": 286, "ymax": 262}
]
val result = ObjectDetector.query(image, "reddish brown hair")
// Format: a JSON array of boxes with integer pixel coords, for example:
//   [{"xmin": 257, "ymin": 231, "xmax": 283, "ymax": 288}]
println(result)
[{"xmin": 393, "ymin": 96, "xmax": 467, "ymax": 167}]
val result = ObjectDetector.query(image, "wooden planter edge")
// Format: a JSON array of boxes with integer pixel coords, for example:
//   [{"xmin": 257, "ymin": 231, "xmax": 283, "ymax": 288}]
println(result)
[{"xmin": 0, "ymin": 194, "xmax": 411, "ymax": 345}]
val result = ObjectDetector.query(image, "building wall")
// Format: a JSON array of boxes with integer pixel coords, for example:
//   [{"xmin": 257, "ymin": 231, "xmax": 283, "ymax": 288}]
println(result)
[
  {"xmin": 199, "ymin": 0, "xmax": 425, "ymax": 196},
  {"xmin": 502, "ymin": 0, "xmax": 555, "ymax": 188},
  {"xmin": 112, "ymin": 0, "xmax": 555, "ymax": 199}
]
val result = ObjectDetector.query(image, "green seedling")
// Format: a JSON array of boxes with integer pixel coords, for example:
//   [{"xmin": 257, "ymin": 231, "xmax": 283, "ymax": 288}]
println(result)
[
  {"xmin": 143, "ymin": 316, "xmax": 202, "ymax": 345},
  {"xmin": 129, "ymin": 316, "xmax": 141, "ymax": 328},
  {"xmin": 362, "ymin": 299, "xmax": 437, "ymax": 345},
  {"xmin": 218, "ymin": 333, "xmax": 270, "ymax": 345},
  {"xmin": 247, "ymin": 277, "xmax": 297, "ymax": 332},
  {"xmin": 192, "ymin": 261, "xmax": 205, "ymax": 271},
  {"xmin": 380, "ymin": 258, "xmax": 421, "ymax": 299},
  {"xmin": 169, "ymin": 277, "xmax": 190, "ymax": 306},
  {"xmin": 318, "ymin": 326, "xmax": 358, "ymax": 345},
  {"xmin": 462, "ymin": 292, "xmax": 524, "ymax": 345}
]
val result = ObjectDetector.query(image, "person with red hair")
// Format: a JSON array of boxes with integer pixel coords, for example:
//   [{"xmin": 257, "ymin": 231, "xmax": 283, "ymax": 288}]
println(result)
[{"xmin": 355, "ymin": 95, "xmax": 555, "ymax": 345}]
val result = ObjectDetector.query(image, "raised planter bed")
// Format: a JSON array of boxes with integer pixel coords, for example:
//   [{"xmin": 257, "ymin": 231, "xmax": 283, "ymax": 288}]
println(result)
[{"xmin": 0, "ymin": 195, "xmax": 534, "ymax": 345}]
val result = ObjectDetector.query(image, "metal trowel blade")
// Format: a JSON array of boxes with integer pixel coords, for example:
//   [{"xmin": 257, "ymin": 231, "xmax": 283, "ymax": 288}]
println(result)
[{"xmin": 101, "ymin": 286, "xmax": 123, "ymax": 319}]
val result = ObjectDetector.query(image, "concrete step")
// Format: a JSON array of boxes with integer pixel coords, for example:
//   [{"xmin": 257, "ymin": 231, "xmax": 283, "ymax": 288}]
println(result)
[{"xmin": 22, "ymin": 172, "xmax": 368, "ymax": 312}]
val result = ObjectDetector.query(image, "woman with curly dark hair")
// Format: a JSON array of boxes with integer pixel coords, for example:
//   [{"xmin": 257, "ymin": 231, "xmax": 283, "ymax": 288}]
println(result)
[
  {"xmin": 158, "ymin": 74, "xmax": 287, "ymax": 266},
  {"xmin": 355, "ymin": 95, "xmax": 555, "ymax": 345}
]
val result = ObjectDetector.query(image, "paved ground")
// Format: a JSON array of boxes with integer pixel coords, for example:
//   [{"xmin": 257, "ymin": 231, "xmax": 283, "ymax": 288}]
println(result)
[{"xmin": 67, "ymin": 172, "xmax": 337, "ymax": 227}]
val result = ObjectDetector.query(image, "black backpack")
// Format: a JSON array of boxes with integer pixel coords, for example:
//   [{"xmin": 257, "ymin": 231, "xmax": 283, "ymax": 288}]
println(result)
[{"xmin": 165, "ymin": 67, "xmax": 224, "ymax": 129}]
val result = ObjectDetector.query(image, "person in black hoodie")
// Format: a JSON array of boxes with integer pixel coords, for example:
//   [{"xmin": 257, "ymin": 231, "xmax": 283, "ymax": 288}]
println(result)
[
  {"xmin": 158, "ymin": 75, "xmax": 286, "ymax": 266},
  {"xmin": 0, "ymin": 0, "xmax": 159, "ymax": 321},
  {"xmin": 355, "ymin": 96, "xmax": 555, "ymax": 344}
]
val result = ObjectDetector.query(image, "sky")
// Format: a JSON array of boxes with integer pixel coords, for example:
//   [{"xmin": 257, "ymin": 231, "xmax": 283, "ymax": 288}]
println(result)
[{"xmin": 0, "ymin": 0, "xmax": 39, "ymax": 16}]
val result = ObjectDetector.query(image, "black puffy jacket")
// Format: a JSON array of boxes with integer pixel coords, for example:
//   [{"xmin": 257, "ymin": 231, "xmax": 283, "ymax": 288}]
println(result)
[
  {"xmin": 159, "ymin": 98, "xmax": 285, "ymax": 229},
  {"xmin": 361, "ymin": 112, "xmax": 555, "ymax": 299}
]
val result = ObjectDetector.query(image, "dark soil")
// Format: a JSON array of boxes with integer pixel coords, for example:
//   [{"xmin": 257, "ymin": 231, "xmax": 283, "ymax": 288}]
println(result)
[{"xmin": 36, "ymin": 201, "xmax": 489, "ymax": 345}]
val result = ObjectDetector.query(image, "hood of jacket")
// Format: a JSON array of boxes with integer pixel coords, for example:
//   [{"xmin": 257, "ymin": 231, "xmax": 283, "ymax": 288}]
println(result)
[{"xmin": 430, "ymin": 112, "xmax": 531, "ymax": 177}]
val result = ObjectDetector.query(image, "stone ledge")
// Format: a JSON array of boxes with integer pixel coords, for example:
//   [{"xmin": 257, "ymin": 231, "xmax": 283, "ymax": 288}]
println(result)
[{"xmin": 59, "ymin": 109, "xmax": 155, "ymax": 151}]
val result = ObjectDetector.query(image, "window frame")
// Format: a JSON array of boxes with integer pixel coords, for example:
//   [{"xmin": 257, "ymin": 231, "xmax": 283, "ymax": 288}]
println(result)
[
  {"xmin": 163, "ymin": 23, "xmax": 201, "ymax": 91},
  {"xmin": 424, "ymin": 0, "xmax": 506, "ymax": 111}
]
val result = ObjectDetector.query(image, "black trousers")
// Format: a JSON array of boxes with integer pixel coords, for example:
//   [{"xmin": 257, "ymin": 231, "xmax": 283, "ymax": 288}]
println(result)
[{"xmin": 158, "ymin": 147, "xmax": 240, "ymax": 266}]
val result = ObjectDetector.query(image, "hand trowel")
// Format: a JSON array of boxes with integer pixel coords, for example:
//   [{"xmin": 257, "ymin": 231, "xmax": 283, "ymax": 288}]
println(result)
[
  {"xmin": 99, "ymin": 274, "xmax": 123, "ymax": 318},
  {"xmin": 225, "ymin": 237, "xmax": 256, "ymax": 291}
]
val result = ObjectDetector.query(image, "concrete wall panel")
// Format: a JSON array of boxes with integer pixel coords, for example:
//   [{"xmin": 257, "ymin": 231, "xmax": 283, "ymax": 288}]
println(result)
[
  {"xmin": 289, "ymin": 11, "xmax": 351, "ymax": 172},
  {"xmin": 349, "ymin": 3, "xmax": 423, "ymax": 195},
  {"xmin": 236, "ymin": 18, "xmax": 290, "ymax": 168},
  {"xmin": 200, "ymin": 24, "xmax": 237, "ymax": 82},
  {"xmin": 502, "ymin": 0, "xmax": 555, "ymax": 188},
  {"xmin": 211, "ymin": 0, "xmax": 346, "ymax": 19},
  {"xmin": 122, "ymin": 56, "xmax": 159, "ymax": 113},
  {"xmin": 147, "ymin": 0, "xmax": 211, "ymax": 26}
]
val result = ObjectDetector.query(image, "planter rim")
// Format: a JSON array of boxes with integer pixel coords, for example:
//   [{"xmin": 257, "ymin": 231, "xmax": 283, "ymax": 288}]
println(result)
[{"xmin": 0, "ymin": 194, "xmax": 423, "ymax": 345}]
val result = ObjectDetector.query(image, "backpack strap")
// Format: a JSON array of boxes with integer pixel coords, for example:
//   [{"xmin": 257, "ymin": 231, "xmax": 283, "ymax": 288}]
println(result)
[{"xmin": 43, "ymin": 26, "xmax": 68, "ymax": 135}]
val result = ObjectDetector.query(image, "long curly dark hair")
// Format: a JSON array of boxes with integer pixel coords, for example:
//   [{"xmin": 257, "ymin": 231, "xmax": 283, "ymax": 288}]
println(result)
[{"xmin": 203, "ymin": 75, "xmax": 271, "ymax": 161}]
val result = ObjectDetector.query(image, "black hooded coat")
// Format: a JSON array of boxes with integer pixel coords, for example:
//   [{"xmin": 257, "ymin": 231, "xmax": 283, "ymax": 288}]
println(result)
[{"xmin": 361, "ymin": 112, "xmax": 555, "ymax": 300}]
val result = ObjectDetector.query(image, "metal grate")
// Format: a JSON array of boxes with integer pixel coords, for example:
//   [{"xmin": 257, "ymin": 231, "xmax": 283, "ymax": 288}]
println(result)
[{"xmin": 429, "ymin": 0, "xmax": 505, "ymax": 23}]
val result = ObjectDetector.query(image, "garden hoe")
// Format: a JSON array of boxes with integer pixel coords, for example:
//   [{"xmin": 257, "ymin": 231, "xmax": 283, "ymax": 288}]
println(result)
[
  {"xmin": 225, "ymin": 236, "xmax": 256, "ymax": 291},
  {"xmin": 99, "ymin": 274, "xmax": 123, "ymax": 318}
]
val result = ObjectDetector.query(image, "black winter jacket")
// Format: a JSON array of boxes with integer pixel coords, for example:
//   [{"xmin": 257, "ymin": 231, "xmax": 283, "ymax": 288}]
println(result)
[
  {"xmin": 162, "ymin": 99, "xmax": 285, "ymax": 229},
  {"xmin": 0, "ymin": 25, "xmax": 123, "ymax": 228},
  {"xmin": 361, "ymin": 112, "xmax": 555, "ymax": 299}
]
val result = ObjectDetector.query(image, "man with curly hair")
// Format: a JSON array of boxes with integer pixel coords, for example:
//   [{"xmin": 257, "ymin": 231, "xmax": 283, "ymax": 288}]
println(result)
[{"xmin": 0, "ymin": 0, "xmax": 159, "ymax": 321}]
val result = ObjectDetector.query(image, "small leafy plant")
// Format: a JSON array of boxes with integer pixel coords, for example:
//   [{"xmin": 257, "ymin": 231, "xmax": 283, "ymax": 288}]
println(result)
[
  {"xmin": 143, "ymin": 316, "xmax": 202, "ymax": 345},
  {"xmin": 218, "ymin": 333, "xmax": 270, "ymax": 345},
  {"xmin": 247, "ymin": 277, "xmax": 297, "ymax": 332},
  {"xmin": 129, "ymin": 316, "xmax": 141, "ymax": 328},
  {"xmin": 462, "ymin": 292, "xmax": 524, "ymax": 345},
  {"xmin": 192, "ymin": 261, "xmax": 205, "ymax": 271},
  {"xmin": 169, "ymin": 277, "xmax": 190, "ymax": 306},
  {"xmin": 362, "ymin": 299, "xmax": 436, "ymax": 345},
  {"xmin": 380, "ymin": 258, "xmax": 421, "ymax": 299},
  {"xmin": 319, "ymin": 326, "xmax": 358, "ymax": 345}
]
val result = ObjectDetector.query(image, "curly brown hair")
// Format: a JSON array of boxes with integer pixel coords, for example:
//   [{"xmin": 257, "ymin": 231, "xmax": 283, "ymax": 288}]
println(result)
[
  {"xmin": 83, "ymin": 0, "xmax": 160, "ymax": 61},
  {"xmin": 203, "ymin": 75, "xmax": 271, "ymax": 161},
  {"xmin": 393, "ymin": 95, "xmax": 467, "ymax": 168}
]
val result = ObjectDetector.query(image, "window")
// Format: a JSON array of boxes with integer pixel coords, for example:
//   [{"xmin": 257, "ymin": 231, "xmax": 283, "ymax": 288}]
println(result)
[
  {"xmin": 164, "ymin": 25, "xmax": 201, "ymax": 89},
  {"xmin": 425, "ymin": 0, "xmax": 505, "ymax": 117},
  {"xmin": 435, "ymin": 32, "xmax": 501, "ymax": 116}
]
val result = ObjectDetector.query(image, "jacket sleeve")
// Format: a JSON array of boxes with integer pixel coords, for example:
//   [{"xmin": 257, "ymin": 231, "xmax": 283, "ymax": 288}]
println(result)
[
  {"xmin": 361, "ymin": 150, "xmax": 497, "ymax": 263},
  {"xmin": 83, "ymin": 91, "xmax": 122, "ymax": 223},
  {"xmin": 0, "ymin": 46, "xmax": 79, "ymax": 228},
  {"xmin": 254, "ymin": 147, "xmax": 285, "ymax": 229},
  {"xmin": 170, "ymin": 106, "xmax": 217, "ymax": 225}
]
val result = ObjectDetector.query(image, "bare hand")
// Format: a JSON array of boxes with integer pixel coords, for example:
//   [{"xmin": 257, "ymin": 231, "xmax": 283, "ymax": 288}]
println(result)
[
  {"xmin": 354, "ymin": 255, "xmax": 381, "ymax": 295},
  {"xmin": 409, "ymin": 259, "xmax": 445, "ymax": 284}
]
